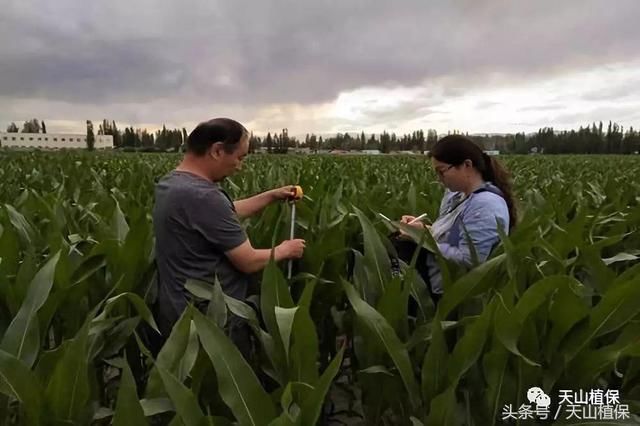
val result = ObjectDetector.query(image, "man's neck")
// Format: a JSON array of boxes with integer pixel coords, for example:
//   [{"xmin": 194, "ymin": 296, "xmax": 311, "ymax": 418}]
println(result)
[{"xmin": 176, "ymin": 156, "xmax": 212, "ymax": 182}]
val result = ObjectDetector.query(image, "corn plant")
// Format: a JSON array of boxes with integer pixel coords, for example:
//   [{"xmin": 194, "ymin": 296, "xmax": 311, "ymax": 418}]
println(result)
[{"xmin": 1, "ymin": 150, "xmax": 639, "ymax": 425}]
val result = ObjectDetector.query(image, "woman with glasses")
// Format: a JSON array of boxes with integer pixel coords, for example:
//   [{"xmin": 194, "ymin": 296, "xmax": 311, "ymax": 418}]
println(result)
[{"xmin": 393, "ymin": 134, "xmax": 517, "ymax": 305}]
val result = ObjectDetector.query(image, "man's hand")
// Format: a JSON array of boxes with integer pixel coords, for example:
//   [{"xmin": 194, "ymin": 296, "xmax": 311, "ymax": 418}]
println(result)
[
  {"xmin": 275, "ymin": 239, "xmax": 306, "ymax": 259},
  {"xmin": 235, "ymin": 185, "xmax": 301, "ymax": 219},
  {"xmin": 269, "ymin": 185, "xmax": 302, "ymax": 202}
]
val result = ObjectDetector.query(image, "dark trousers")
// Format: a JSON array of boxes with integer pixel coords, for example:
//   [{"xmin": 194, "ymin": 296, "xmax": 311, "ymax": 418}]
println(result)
[{"xmin": 390, "ymin": 237, "xmax": 442, "ymax": 307}]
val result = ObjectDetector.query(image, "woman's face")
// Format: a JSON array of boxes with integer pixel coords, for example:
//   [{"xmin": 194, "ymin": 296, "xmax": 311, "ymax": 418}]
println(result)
[{"xmin": 431, "ymin": 157, "xmax": 471, "ymax": 192}]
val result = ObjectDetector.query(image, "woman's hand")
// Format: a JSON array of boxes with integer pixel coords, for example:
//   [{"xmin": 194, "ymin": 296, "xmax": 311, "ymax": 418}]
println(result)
[{"xmin": 398, "ymin": 215, "xmax": 431, "ymax": 238}]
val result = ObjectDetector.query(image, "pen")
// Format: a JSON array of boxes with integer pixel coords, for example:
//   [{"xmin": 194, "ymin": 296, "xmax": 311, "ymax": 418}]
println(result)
[{"xmin": 408, "ymin": 213, "xmax": 429, "ymax": 225}]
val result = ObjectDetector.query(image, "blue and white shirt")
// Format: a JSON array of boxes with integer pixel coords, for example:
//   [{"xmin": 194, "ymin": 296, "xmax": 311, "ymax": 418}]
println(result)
[{"xmin": 427, "ymin": 182, "xmax": 510, "ymax": 294}]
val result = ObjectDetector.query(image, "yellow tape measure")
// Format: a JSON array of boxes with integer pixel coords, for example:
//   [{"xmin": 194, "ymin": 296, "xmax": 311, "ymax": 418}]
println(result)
[{"xmin": 290, "ymin": 185, "xmax": 303, "ymax": 201}]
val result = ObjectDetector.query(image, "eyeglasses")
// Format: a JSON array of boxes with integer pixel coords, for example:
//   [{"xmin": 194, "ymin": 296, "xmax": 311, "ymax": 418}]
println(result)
[{"xmin": 436, "ymin": 164, "xmax": 454, "ymax": 177}]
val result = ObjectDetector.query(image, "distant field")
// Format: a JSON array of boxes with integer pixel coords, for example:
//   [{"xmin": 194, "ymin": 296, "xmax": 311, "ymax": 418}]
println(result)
[{"xmin": 1, "ymin": 151, "xmax": 639, "ymax": 424}]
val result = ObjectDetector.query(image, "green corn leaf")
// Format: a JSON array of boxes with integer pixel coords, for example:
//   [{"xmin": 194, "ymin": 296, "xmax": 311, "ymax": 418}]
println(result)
[
  {"xmin": 0, "ymin": 349, "xmax": 42, "ymax": 426},
  {"xmin": 113, "ymin": 359, "xmax": 148, "ymax": 426},
  {"xmin": 1, "ymin": 251, "xmax": 60, "ymax": 367},
  {"xmin": 193, "ymin": 309, "xmax": 277, "ymax": 425},
  {"xmin": 342, "ymin": 279, "xmax": 421, "ymax": 410}
]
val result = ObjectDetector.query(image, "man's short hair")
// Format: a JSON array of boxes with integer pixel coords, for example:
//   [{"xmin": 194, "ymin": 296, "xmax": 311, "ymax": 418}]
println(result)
[{"xmin": 186, "ymin": 118, "xmax": 248, "ymax": 156}]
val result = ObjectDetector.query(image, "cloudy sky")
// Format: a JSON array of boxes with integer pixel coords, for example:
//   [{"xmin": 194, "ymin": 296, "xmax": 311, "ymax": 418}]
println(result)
[{"xmin": 2, "ymin": 0, "xmax": 640, "ymax": 137}]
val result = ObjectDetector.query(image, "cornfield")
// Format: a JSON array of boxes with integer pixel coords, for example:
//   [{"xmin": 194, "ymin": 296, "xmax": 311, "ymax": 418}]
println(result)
[{"xmin": 1, "ymin": 150, "xmax": 639, "ymax": 425}]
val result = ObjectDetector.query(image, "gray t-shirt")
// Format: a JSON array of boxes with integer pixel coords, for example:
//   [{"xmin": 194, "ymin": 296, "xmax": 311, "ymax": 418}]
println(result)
[{"xmin": 152, "ymin": 170, "xmax": 248, "ymax": 336}]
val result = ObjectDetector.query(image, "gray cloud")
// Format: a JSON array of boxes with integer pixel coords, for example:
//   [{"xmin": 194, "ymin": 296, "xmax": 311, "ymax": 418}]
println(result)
[
  {"xmin": 476, "ymin": 101, "xmax": 501, "ymax": 109},
  {"xmin": 579, "ymin": 78, "xmax": 640, "ymax": 102},
  {"xmin": 0, "ymin": 39, "xmax": 186, "ymax": 102},
  {"xmin": 1, "ymin": 0, "xmax": 640, "ymax": 130},
  {"xmin": 516, "ymin": 105, "xmax": 640, "ymax": 129}
]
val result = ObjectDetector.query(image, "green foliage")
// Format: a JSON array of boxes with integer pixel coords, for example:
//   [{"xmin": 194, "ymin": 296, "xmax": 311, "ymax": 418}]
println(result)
[{"xmin": 1, "ymin": 151, "xmax": 640, "ymax": 424}]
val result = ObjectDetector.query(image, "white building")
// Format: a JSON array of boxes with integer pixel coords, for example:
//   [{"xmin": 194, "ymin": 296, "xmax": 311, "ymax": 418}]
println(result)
[
  {"xmin": 393, "ymin": 150, "xmax": 421, "ymax": 155},
  {"xmin": 0, "ymin": 132, "xmax": 113, "ymax": 149},
  {"xmin": 290, "ymin": 147, "xmax": 311, "ymax": 154}
]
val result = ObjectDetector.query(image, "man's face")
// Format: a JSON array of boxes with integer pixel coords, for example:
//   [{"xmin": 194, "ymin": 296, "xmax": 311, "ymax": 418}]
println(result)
[{"xmin": 209, "ymin": 136, "xmax": 249, "ymax": 180}]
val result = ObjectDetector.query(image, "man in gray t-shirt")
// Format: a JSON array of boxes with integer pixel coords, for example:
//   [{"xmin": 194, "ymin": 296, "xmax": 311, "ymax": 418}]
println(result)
[
  {"xmin": 151, "ymin": 118, "xmax": 305, "ymax": 354},
  {"xmin": 153, "ymin": 170, "xmax": 249, "ymax": 335}
]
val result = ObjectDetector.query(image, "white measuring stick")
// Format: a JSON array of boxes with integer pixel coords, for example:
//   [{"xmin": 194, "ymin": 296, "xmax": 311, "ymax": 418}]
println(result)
[{"xmin": 287, "ymin": 202, "xmax": 296, "ymax": 278}]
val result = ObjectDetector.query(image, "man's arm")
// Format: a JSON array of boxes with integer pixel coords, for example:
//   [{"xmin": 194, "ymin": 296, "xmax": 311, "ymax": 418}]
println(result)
[
  {"xmin": 233, "ymin": 185, "xmax": 299, "ymax": 219},
  {"xmin": 225, "ymin": 239, "xmax": 305, "ymax": 274},
  {"xmin": 233, "ymin": 191, "xmax": 276, "ymax": 219}
]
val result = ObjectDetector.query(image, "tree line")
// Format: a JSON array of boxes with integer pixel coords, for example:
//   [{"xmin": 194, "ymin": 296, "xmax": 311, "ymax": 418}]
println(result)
[
  {"xmin": 5, "ymin": 119, "xmax": 640, "ymax": 154},
  {"xmin": 250, "ymin": 122, "xmax": 640, "ymax": 155}
]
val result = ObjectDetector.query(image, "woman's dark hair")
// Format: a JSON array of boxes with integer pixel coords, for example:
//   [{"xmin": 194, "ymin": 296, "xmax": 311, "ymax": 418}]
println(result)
[
  {"xmin": 429, "ymin": 135, "xmax": 517, "ymax": 228},
  {"xmin": 186, "ymin": 118, "xmax": 248, "ymax": 156}
]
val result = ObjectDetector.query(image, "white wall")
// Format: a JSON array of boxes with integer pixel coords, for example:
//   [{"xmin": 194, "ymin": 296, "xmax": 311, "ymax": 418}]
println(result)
[{"xmin": 0, "ymin": 132, "xmax": 113, "ymax": 149}]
